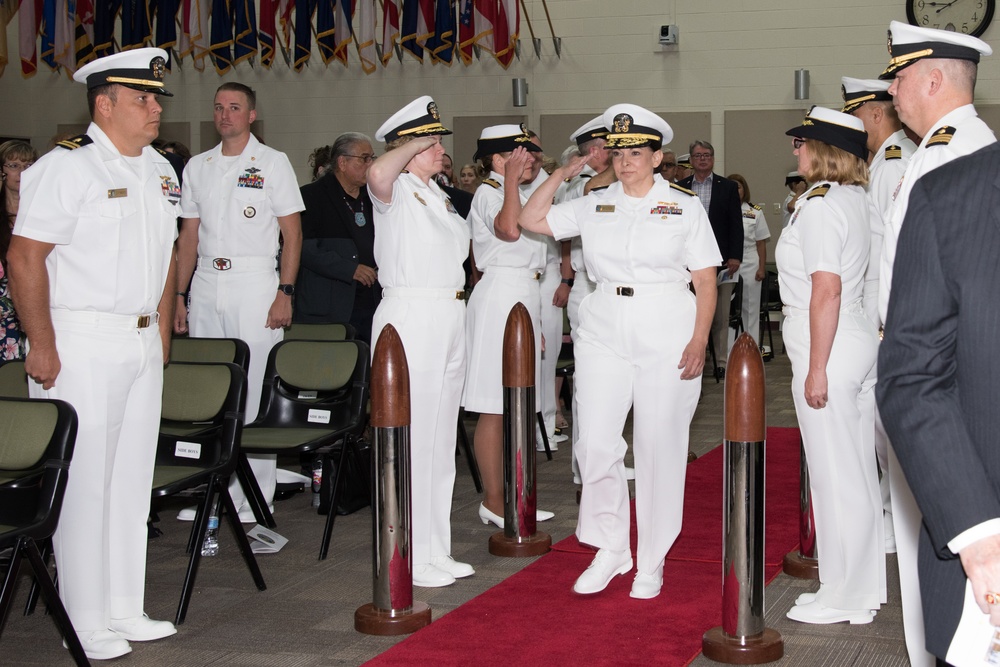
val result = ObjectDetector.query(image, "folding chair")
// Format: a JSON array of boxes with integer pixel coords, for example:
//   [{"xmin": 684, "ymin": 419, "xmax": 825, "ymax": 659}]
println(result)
[
  {"xmin": 151, "ymin": 361, "xmax": 266, "ymax": 625},
  {"xmin": 239, "ymin": 339, "xmax": 370, "ymax": 560},
  {"xmin": 0, "ymin": 359, "xmax": 28, "ymax": 398},
  {"xmin": 282, "ymin": 322, "xmax": 355, "ymax": 341},
  {"xmin": 0, "ymin": 397, "xmax": 89, "ymax": 666}
]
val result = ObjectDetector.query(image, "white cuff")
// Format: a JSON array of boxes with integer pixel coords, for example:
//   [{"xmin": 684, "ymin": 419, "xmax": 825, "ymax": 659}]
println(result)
[{"xmin": 949, "ymin": 518, "xmax": 1000, "ymax": 554}]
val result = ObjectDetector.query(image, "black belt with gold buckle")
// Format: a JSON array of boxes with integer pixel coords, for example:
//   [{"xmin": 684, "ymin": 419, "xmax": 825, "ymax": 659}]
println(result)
[{"xmin": 616, "ymin": 286, "xmax": 634, "ymax": 297}]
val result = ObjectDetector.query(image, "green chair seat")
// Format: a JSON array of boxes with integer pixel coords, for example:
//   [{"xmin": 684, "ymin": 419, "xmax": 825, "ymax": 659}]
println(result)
[{"xmin": 240, "ymin": 428, "xmax": 339, "ymax": 450}]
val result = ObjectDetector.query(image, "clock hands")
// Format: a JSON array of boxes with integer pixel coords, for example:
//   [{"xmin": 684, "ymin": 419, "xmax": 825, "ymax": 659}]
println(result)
[{"xmin": 926, "ymin": 0, "xmax": 962, "ymax": 12}]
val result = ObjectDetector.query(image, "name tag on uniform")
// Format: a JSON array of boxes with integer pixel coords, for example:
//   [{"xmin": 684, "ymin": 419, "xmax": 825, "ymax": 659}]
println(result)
[
  {"xmin": 596, "ymin": 204, "xmax": 615, "ymax": 213},
  {"xmin": 107, "ymin": 188, "xmax": 128, "ymax": 198}
]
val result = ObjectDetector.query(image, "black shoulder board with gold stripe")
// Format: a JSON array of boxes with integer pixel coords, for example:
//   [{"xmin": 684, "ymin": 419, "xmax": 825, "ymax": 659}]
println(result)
[
  {"xmin": 806, "ymin": 185, "xmax": 831, "ymax": 200},
  {"xmin": 884, "ymin": 145, "xmax": 902, "ymax": 160},
  {"xmin": 482, "ymin": 178, "xmax": 501, "ymax": 189},
  {"xmin": 56, "ymin": 134, "xmax": 93, "ymax": 150},
  {"xmin": 669, "ymin": 182, "xmax": 696, "ymax": 196},
  {"xmin": 926, "ymin": 126, "xmax": 956, "ymax": 148},
  {"xmin": 752, "ymin": 203, "xmax": 763, "ymax": 211}
]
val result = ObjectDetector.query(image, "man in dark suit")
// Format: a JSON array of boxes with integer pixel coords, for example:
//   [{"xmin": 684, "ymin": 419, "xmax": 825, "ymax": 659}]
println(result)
[
  {"xmin": 677, "ymin": 140, "xmax": 742, "ymax": 374},
  {"xmin": 296, "ymin": 132, "xmax": 381, "ymax": 343},
  {"xmin": 877, "ymin": 142, "xmax": 1000, "ymax": 664}
]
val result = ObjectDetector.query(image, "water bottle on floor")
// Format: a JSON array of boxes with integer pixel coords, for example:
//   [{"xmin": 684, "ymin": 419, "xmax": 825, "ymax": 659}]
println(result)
[
  {"xmin": 312, "ymin": 457, "xmax": 323, "ymax": 509},
  {"xmin": 201, "ymin": 507, "xmax": 220, "ymax": 557}
]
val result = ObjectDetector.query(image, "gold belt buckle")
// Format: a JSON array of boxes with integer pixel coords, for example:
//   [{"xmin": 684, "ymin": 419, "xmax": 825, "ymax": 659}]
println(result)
[
  {"xmin": 136, "ymin": 314, "xmax": 151, "ymax": 328},
  {"xmin": 533, "ymin": 271, "xmax": 541, "ymax": 280},
  {"xmin": 455, "ymin": 291, "xmax": 464, "ymax": 300},
  {"xmin": 213, "ymin": 257, "xmax": 232, "ymax": 271},
  {"xmin": 616, "ymin": 286, "xmax": 634, "ymax": 297}
]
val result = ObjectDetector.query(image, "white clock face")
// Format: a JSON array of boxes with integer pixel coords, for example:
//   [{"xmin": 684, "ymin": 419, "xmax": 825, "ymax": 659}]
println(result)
[{"xmin": 908, "ymin": 0, "xmax": 995, "ymax": 37}]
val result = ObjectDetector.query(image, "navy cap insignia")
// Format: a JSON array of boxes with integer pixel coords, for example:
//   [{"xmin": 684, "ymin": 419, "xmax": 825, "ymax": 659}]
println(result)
[
  {"xmin": 150, "ymin": 56, "xmax": 166, "ymax": 80},
  {"xmin": 428, "ymin": 101, "xmax": 440, "ymax": 121},
  {"xmin": 886, "ymin": 29, "xmax": 893, "ymax": 54},
  {"xmin": 613, "ymin": 114, "xmax": 632, "ymax": 134}
]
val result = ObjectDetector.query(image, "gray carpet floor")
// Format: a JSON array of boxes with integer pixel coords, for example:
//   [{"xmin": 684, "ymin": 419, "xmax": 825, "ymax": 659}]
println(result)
[{"xmin": 2, "ymin": 329, "xmax": 913, "ymax": 666}]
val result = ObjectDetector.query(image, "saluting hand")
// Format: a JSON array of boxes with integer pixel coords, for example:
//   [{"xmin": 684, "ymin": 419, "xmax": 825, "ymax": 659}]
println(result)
[{"xmin": 504, "ymin": 146, "xmax": 532, "ymax": 182}]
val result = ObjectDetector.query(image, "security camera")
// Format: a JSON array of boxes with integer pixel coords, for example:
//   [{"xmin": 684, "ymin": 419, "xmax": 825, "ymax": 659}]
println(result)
[{"xmin": 659, "ymin": 25, "xmax": 679, "ymax": 46}]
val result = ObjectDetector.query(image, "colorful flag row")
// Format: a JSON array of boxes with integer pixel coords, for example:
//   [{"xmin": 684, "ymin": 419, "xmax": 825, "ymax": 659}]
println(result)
[{"xmin": 0, "ymin": 0, "xmax": 521, "ymax": 79}]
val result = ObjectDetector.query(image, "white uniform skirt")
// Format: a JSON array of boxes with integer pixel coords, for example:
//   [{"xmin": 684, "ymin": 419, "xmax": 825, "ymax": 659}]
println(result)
[
  {"xmin": 463, "ymin": 268, "xmax": 542, "ymax": 414},
  {"xmin": 783, "ymin": 302, "xmax": 885, "ymax": 610}
]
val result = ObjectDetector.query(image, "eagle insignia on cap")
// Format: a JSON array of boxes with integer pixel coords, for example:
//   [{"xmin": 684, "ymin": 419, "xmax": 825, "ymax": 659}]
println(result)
[
  {"xmin": 886, "ymin": 29, "xmax": 893, "ymax": 54},
  {"xmin": 150, "ymin": 56, "xmax": 166, "ymax": 80},
  {"xmin": 427, "ymin": 101, "xmax": 440, "ymax": 121},
  {"xmin": 840, "ymin": 84, "xmax": 847, "ymax": 100},
  {"xmin": 613, "ymin": 114, "xmax": 632, "ymax": 134}
]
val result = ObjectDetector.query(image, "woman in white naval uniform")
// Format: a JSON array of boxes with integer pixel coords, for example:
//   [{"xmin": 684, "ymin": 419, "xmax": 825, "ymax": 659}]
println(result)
[
  {"xmin": 463, "ymin": 125, "xmax": 555, "ymax": 528},
  {"xmin": 779, "ymin": 106, "xmax": 885, "ymax": 625},
  {"xmin": 367, "ymin": 96, "xmax": 474, "ymax": 588},
  {"xmin": 519, "ymin": 104, "xmax": 720, "ymax": 599},
  {"xmin": 726, "ymin": 173, "xmax": 771, "ymax": 348}
]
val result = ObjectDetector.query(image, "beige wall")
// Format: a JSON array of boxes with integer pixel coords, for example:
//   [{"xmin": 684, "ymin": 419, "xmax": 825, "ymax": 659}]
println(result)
[{"xmin": 2, "ymin": 0, "xmax": 999, "ymax": 184}]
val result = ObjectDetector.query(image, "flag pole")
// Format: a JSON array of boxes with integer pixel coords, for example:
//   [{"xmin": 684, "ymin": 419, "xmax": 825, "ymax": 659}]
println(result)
[
  {"xmin": 519, "ymin": 0, "xmax": 540, "ymax": 58},
  {"xmin": 538, "ymin": 0, "xmax": 559, "ymax": 57}
]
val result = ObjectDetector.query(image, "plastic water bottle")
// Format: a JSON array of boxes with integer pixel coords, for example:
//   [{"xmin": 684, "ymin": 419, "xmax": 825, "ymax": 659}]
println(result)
[
  {"xmin": 201, "ymin": 512, "xmax": 220, "ymax": 557},
  {"xmin": 311, "ymin": 458, "xmax": 323, "ymax": 509}
]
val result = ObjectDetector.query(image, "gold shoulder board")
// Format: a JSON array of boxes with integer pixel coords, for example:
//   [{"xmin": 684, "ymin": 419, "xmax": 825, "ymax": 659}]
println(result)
[
  {"xmin": 752, "ymin": 203, "xmax": 763, "ymax": 211},
  {"xmin": 926, "ymin": 126, "xmax": 956, "ymax": 147},
  {"xmin": 806, "ymin": 185, "xmax": 831, "ymax": 200},
  {"xmin": 884, "ymin": 145, "xmax": 903, "ymax": 160},
  {"xmin": 482, "ymin": 178, "xmax": 501, "ymax": 189},
  {"xmin": 669, "ymin": 182, "xmax": 696, "ymax": 196},
  {"xmin": 56, "ymin": 134, "xmax": 93, "ymax": 150}
]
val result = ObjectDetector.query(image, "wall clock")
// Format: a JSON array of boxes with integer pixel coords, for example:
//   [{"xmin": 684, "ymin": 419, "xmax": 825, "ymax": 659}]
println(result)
[{"xmin": 907, "ymin": 0, "xmax": 995, "ymax": 37}]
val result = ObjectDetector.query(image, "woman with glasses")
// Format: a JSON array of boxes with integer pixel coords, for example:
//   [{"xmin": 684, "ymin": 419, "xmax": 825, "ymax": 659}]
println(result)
[
  {"xmin": 779, "ymin": 106, "xmax": 884, "ymax": 625},
  {"xmin": 367, "ymin": 96, "xmax": 474, "ymax": 589},
  {"xmin": 726, "ymin": 173, "xmax": 771, "ymax": 347},
  {"xmin": 0, "ymin": 140, "xmax": 38, "ymax": 360},
  {"xmin": 462, "ymin": 125, "xmax": 555, "ymax": 530},
  {"xmin": 519, "ymin": 104, "xmax": 720, "ymax": 599}
]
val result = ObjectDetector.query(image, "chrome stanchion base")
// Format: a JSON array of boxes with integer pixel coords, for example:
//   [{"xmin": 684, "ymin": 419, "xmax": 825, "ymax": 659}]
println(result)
[
  {"xmin": 354, "ymin": 602, "xmax": 432, "ymax": 636},
  {"xmin": 488, "ymin": 531, "xmax": 551, "ymax": 557},
  {"xmin": 702, "ymin": 627, "xmax": 784, "ymax": 664},
  {"xmin": 782, "ymin": 551, "xmax": 819, "ymax": 579}
]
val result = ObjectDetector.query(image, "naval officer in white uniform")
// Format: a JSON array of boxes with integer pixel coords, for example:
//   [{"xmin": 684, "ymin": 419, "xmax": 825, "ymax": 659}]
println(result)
[
  {"xmin": 519, "ymin": 104, "xmax": 720, "ymax": 599},
  {"xmin": 367, "ymin": 96, "xmax": 475, "ymax": 588},
  {"xmin": 779, "ymin": 106, "xmax": 885, "ymax": 626},
  {"xmin": 8, "ymin": 48, "xmax": 179, "ymax": 660}
]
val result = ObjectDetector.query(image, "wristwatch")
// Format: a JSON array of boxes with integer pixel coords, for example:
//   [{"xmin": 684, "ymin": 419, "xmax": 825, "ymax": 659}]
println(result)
[
  {"xmin": 561, "ymin": 278, "xmax": 575, "ymax": 288},
  {"xmin": 277, "ymin": 284, "xmax": 295, "ymax": 296}
]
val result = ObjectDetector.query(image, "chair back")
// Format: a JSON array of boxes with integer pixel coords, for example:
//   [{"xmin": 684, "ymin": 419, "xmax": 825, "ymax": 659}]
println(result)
[
  {"xmin": 255, "ymin": 339, "xmax": 369, "ymax": 432},
  {"xmin": 170, "ymin": 337, "xmax": 251, "ymax": 374},
  {"xmin": 0, "ymin": 359, "xmax": 29, "ymax": 398},
  {"xmin": 282, "ymin": 322, "xmax": 355, "ymax": 341},
  {"xmin": 0, "ymin": 397, "xmax": 78, "ymax": 541}
]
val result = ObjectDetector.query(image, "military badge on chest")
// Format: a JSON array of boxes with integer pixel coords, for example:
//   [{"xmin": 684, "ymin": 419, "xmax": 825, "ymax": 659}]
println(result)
[
  {"xmin": 238, "ymin": 167, "xmax": 264, "ymax": 189},
  {"xmin": 650, "ymin": 202, "xmax": 682, "ymax": 218},
  {"xmin": 160, "ymin": 175, "xmax": 181, "ymax": 204}
]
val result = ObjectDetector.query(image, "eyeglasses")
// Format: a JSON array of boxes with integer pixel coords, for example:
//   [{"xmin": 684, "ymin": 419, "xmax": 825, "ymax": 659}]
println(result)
[
  {"xmin": 792, "ymin": 138, "xmax": 807, "ymax": 149},
  {"xmin": 690, "ymin": 153, "xmax": 713, "ymax": 160},
  {"xmin": 3, "ymin": 162, "xmax": 33, "ymax": 172},
  {"xmin": 344, "ymin": 154, "xmax": 375, "ymax": 163}
]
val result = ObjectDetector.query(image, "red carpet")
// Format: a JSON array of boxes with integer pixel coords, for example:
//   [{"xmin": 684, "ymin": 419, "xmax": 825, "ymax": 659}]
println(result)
[{"xmin": 364, "ymin": 427, "xmax": 801, "ymax": 667}]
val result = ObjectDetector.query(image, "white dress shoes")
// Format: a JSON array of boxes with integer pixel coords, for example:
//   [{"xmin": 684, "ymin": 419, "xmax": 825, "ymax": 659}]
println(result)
[
  {"xmin": 629, "ymin": 564, "xmax": 664, "ymax": 599},
  {"xmin": 573, "ymin": 548, "xmax": 633, "ymax": 595},
  {"xmin": 429, "ymin": 555, "xmax": 475, "ymax": 579},
  {"xmin": 65, "ymin": 630, "xmax": 131, "ymax": 660},
  {"xmin": 478, "ymin": 503, "xmax": 554, "ymax": 529},
  {"xmin": 177, "ymin": 503, "xmax": 273, "ymax": 523},
  {"xmin": 795, "ymin": 591, "xmax": 816, "ymax": 606},
  {"xmin": 412, "ymin": 563, "xmax": 456, "ymax": 588},
  {"xmin": 109, "ymin": 614, "xmax": 178, "ymax": 642},
  {"xmin": 786, "ymin": 600, "xmax": 875, "ymax": 625}
]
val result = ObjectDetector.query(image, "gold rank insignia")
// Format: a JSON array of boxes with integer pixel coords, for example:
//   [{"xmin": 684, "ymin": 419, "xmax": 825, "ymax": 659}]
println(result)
[
  {"xmin": 927, "ymin": 126, "xmax": 956, "ymax": 147},
  {"xmin": 107, "ymin": 188, "xmax": 128, "ymax": 198},
  {"xmin": 752, "ymin": 203, "xmax": 763, "ymax": 211},
  {"xmin": 413, "ymin": 192, "xmax": 427, "ymax": 206},
  {"xmin": 482, "ymin": 178, "xmax": 501, "ymax": 189},
  {"xmin": 669, "ymin": 182, "xmax": 696, "ymax": 197},
  {"xmin": 596, "ymin": 204, "xmax": 615, "ymax": 213},
  {"xmin": 885, "ymin": 145, "xmax": 903, "ymax": 160},
  {"xmin": 806, "ymin": 185, "xmax": 830, "ymax": 199}
]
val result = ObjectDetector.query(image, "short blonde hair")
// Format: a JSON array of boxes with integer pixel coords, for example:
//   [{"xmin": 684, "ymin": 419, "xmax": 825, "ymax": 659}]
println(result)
[
  {"xmin": 801, "ymin": 140, "xmax": 869, "ymax": 187},
  {"xmin": 385, "ymin": 135, "xmax": 416, "ymax": 152}
]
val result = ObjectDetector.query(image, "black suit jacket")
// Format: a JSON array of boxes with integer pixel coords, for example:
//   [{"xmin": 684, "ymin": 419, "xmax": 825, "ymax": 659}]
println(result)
[
  {"xmin": 678, "ymin": 173, "xmax": 743, "ymax": 264},
  {"xmin": 295, "ymin": 173, "xmax": 380, "ymax": 324},
  {"xmin": 877, "ymin": 142, "xmax": 1000, "ymax": 658}
]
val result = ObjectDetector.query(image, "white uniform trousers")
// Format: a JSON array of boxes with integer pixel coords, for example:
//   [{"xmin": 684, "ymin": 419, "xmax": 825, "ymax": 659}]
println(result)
[
  {"xmin": 574, "ymin": 283, "xmax": 701, "ymax": 574},
  {"xmin": 888, "ymin": 441, "xmax": 935, "ymax": 667},
  {"xmin": 538, "ymin": 266, "xmax": 564, "ymax": 437},
  {"xmin": 874, "ymin": 407, "xmax": 893, "ymax": 544},
  {"xmin": 737, "ymin": 262, "xmax": 762, "ymax": 347},
  {"xmin": 566, "ymin": 276, "xmax": 596, "ymax": 478},
  {"xmin": 30, "ymin": 313, "xmax": 163, "ymax": 632},
  {"xmin": 189, "ymin": 265, "xmax": 283, "ymax": 508},
  {"xmin": 372, "ymin": 294, "xmax": 466, "ymax": 567},
  {"xmin": 711, "ymin": 280, "xmax": 736, "ymax": 364},
  {"xmin": 783, "ymin": 305, "xmax": 886, "ymax": 610}
]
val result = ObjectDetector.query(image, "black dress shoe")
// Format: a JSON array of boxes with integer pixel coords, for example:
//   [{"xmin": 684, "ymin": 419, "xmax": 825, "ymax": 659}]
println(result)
[{"xmin": 716, "ymin": 367, "xmax": 726, "ymax": 380}]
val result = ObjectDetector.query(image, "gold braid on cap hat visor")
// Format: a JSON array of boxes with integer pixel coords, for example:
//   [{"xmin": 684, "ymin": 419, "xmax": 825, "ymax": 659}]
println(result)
[
  {"xmin": 397, "ymin": 122, "xmax": 449, "ymax": 137},
  {"xmin": 105, "ymin": 76, "xmax": 166, "ymax": 89},
  {"xmin": 844, "ymin": 93, "xmax": 877, "ymax": 107},
  {"xmin": 888, "ymin": 48, "xmax": 934, "ymax": 67},
  {"xmin": 605, "ymin": 133, "xmax": 661, "ymax": 147}
]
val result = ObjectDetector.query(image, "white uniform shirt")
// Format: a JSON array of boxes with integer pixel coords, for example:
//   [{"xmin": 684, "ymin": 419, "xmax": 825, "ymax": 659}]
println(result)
[
  {"xmin": 776, "ymin": 182, "xmax": 870, "ymax": 312},
  {"xmin": 547, "ymin": 180, "xmax": 721, "ymax": 285},
  {"xmin": 470, "ymin": 172, "xmax": 547, "ymax": 272},
  {"xmin": 865, "ymin": 129, "xmax": 916, "ymax": 326},
  {"xmin": 879, "ymin": 105, "xmax": 995, "ymax": 322},
  {"xmin": 553, "ymin": 164, "xmax": 596, "ymax": 206},
  {"xmin": 180, "ymin": 133, "xmax": 304, "ymax": 258},
  {"xmin": 373, "ymin": 172, "xmax": 470, "ymax": 289},
  {"xmin": 521, "ymin": 169, "xmax": 560, "ymax": 266},
  {"xmin": 14, "ymin": 122, "xmax": 179, "ymax": 315},
  {"xmin": 741, "ymin": 202, "xmax": 771, "ymax": 263}
]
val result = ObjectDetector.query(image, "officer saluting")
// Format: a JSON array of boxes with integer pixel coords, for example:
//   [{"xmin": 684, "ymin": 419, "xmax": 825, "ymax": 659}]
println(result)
[{"xmin": 8, "ymin": 48, "xmax": 180, "ymax": 660}]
